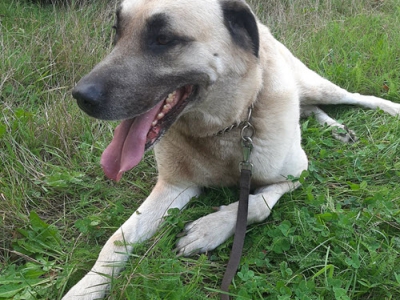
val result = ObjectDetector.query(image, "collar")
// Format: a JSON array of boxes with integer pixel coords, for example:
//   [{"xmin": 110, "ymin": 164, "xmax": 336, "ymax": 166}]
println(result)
[{"xmin": 214, "ymin": 104, "xmax": 254, "ymax": 136}]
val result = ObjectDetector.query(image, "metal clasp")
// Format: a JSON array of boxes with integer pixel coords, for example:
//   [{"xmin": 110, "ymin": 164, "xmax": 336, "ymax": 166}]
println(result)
[{"xmin": 239, "ymin": 106, "xmax": 255, "ymax": 171}]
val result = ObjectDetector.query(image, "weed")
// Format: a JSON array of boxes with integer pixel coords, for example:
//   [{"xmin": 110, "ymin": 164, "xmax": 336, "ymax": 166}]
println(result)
[{"xmin": 1, "ymin": 0, "xmax": 399, "ymax": 299}]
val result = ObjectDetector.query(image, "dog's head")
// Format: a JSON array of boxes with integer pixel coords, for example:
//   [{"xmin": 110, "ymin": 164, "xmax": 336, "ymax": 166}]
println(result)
[{"xmin": 72, "ymin": 0, "xmax": 261, "ymax": 181}]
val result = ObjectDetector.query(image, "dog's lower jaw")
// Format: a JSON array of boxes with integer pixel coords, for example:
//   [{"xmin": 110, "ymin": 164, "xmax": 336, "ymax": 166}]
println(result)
[{"xmin": 100, "ymin": 85, "xmax": 195, "ymax": 181}]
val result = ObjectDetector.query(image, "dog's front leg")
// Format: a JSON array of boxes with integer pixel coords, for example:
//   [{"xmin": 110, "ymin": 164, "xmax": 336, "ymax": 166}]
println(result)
[
  {"xmin": 176, "ymin": 181, "xmax": 300, "ymax": 256},
  {"xmin": 63, "ymin": 180, "xmax": 200, "ymax": 300}
]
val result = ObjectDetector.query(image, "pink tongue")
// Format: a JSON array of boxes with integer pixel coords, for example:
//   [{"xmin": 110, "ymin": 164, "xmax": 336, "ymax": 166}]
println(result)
[{"xmin": 100, "ymin": 101, "xmax": 164, "ymax": 181}]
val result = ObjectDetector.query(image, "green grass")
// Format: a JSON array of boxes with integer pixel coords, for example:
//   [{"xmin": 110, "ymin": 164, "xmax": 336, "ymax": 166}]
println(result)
[{"xmin": 1, "ymin": 0, "xmax": 399, "ymax": 299}]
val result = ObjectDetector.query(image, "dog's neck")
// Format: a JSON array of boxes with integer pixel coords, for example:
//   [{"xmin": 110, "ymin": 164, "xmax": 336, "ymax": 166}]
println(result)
[{"xmin": 213, "ymin": 104, "xmax": 254, "ymax": 136}]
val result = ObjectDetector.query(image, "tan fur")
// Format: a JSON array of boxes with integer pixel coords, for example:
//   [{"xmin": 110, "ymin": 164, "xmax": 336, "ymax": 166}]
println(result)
[{"xmin": 64, "ymin": 0, "xmax": 400, "ymax": 298}]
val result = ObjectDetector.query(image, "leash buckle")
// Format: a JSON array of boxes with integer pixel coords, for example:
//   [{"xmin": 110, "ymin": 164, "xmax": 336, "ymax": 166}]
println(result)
[
  {"xmin": 239, "ymin": 107, "xmax": 255, "ymax": 172},
  {"xmin": 240, "ymin": 138, "xmax": 253, "ymax": 171}
]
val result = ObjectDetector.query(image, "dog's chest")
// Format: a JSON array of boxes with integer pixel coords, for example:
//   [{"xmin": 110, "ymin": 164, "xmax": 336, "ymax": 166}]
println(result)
[{"xmin": 155, "ymin": 133, "xmax": 244, "ymax": 186}]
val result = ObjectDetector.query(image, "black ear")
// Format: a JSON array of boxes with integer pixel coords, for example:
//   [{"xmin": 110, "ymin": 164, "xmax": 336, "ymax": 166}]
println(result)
[{"xmin": 221, "ymin": 0, "xmax": 259, "ymax": 57}]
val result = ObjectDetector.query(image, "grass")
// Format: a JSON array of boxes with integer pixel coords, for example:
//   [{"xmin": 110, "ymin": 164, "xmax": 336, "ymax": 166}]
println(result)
[{"xmin": 0, "ymin": 0, "xmax": 399, "ymax": 299}]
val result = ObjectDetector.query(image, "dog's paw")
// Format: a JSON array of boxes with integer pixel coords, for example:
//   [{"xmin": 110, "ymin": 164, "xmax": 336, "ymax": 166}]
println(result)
[
  {"xmin": 62, "ymin": 272, "xmax": 109, "ymax": 300},
  {"xmin": 381, "ymin": 101, "xmax": 400, "ymax": 117},
  {"xmin": 332, "ymin": 125, "xmax": 358, "ymax": 143},
  {"xmin": 175, "ymin": 210, "xmax": 236, "ymax": 256}
]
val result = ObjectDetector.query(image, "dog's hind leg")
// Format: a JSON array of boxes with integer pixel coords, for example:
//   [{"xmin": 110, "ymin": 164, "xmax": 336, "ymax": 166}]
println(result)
[
  {"xmin": 175, "ymin": 180, "xmax": 300, "ymax": 256},
  {"xmin": 301, "ymin": 105, "xmax": 357, "ymax": 143},
  {"xmin": 62, "ymin": 181, "xmax": 200, "ymax": 300},
  {"xmin": 295, "ymin": 59, "xmax": 399, "ymax": 141},
  {"xmin": 298, "ymin": 63, "xmax": 400, "ymax": 116}
]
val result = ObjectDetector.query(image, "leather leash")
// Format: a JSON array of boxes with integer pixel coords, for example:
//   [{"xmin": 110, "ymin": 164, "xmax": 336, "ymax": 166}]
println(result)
[{"xmin": 220, "ymin": 107, "xmax": 254, "ymax": 300}]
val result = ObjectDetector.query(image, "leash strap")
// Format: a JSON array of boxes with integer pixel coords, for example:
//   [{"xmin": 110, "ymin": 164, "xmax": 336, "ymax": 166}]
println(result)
[
  {"xmin": 220, "ymin": 168, "xmax": 251, "ymax": 300},
  {"xmin": 220, "ymin": 106, "xmax": 254, "ymax": 299}
]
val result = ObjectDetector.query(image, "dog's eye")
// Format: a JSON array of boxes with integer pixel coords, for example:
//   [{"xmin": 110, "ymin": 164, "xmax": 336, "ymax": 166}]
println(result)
[{"xmin": 156, "ymin": 35, "xmax": 172, "ymax": 46}]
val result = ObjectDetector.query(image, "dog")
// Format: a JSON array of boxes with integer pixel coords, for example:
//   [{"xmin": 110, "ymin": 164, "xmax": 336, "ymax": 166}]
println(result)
[{"xmin": 64, "ymin": 0, "xmax": 400, "ymax": 298}]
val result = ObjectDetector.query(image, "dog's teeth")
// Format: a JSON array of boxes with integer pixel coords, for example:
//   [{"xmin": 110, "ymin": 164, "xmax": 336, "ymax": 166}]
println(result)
[
  {"xmin": 157, "ymin": 112, "xmax": 165, "ymax": 119},
  {"xmin": 166, "ymin": 91, "xmax": 176, "ymax": 104},
  {"xmin": 152, "ymin": 120, "xmax": 158, "ymax": 127},
  {"xmin": 163, "ymin": 104, "xmax": 171, "ymax": 112}
]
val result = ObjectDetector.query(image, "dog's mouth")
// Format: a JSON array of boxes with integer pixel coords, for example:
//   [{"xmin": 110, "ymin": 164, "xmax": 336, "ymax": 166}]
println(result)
[{"xmin": 101, "ymin": 85, "xmax": 195, "ymax": 181}]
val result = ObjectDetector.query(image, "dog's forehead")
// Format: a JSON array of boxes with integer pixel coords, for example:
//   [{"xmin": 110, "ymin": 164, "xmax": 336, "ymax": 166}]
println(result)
[
  {"xmin": 121, "ymin": 0, "xmax": 219, "ymax": 12},
  {"xmin": 120, "ymin": 0, "xmax": 223, "ymax": 31}
]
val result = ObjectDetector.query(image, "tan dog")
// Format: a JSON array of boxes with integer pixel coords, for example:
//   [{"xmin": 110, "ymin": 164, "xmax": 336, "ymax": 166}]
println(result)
[{"xmin": 64, "ymin": 0, "xmax": 400, "ymax": 298}]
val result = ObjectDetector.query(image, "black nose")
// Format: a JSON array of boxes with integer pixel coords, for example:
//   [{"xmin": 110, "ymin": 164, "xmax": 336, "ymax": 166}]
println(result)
[{"xmin": 72, "ymin": 83, "xmax": 105, "ymax": 113}]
